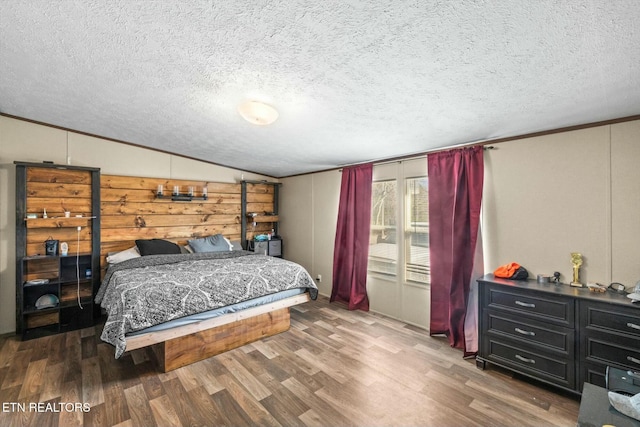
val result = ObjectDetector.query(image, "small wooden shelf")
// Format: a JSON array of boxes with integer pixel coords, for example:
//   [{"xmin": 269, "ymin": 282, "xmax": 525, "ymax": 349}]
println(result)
[
  {"xmin": 23, "ymin": 305, "xmax": 59, "ymax": 315},
  {"xmin": 61, "ymin": 283, "xmax": 92, "ymax": 292},
  {"xmin": 25, "ymin": 217, "xmax": 96, "ymax": 229},
  {"xmin": 23, "ymin": 253, "xmax": 92, "ymax": 261},
  {"xmin": 25, "ymin": 311, "xmax": 59, "ymax": 329},
  {"xmin": 23, "ymin": 279, "xmax": 57, "ymax": 288},
  {"xmin": 249, "ymin": 215, "xmax": 279, "ymax": 223},
  {"xmin": 156, "ymin": 194, "xmax": 208, "ymax": 202}
]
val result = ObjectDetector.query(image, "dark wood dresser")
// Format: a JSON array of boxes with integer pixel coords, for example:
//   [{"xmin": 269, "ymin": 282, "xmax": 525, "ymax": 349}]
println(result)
[{"xmin": 477, "ymin": 274, "xmax": 640, "ymax": 394}]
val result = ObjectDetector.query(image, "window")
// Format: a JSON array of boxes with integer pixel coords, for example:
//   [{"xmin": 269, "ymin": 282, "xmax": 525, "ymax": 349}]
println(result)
[
  {"xmin": 368, "ymin": 175, "xmax": 430, "ymax": 285},
  {"xmin": 368, "ymin": 180, "xmax": 397, "ymax": 276},
  {"xmin": 405, "ymin": 177, "xmax": 429, "ymax": 284}
]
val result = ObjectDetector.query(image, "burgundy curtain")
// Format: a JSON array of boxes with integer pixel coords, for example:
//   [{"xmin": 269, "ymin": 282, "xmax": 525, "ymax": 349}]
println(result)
[
  {"xmin": 331, "ymin": 163, "xmax": 373, "ymax": 311},
  {"xmin": 428, "ymin": 146, "xmax": 483, "ymax": 355}
]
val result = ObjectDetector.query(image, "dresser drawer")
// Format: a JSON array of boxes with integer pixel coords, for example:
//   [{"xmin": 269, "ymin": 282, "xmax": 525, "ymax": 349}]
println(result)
[
  {"xmin": 485, "ymin": 310, "xmax": 573, "ymax": 356},
  {"xmin": 583, "ymin": 335, "xmax": 640, "ymax": 369},
  {"xmin": 580, "ymin": 362, "xmax": 608, "ymax": 389},
  {"xmin": 485, "ymin": 285, "xmax": 574, "ymax": 327},
  {"xmin": 582, "ymin": 302, "xmax": 640, "ymax": 338},
  {"xmin": 485, "ymin": 339, "xmax": 575, "ymax": 389}
]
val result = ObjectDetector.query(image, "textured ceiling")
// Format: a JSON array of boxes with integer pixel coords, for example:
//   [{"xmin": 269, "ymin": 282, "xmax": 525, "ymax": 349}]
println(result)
[{"xmin": 1, "ymin": 1, "xmax": 639, "ymax": 177}]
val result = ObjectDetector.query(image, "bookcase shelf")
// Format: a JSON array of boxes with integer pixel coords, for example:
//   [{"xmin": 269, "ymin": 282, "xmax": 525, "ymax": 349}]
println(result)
[
  {"xmin": 241, "ymin": 180, "xmax": 282, "ymax": 255},
  {"xmin": 15, "ymin": 162, "xmax": 101, "ymax": 340}
]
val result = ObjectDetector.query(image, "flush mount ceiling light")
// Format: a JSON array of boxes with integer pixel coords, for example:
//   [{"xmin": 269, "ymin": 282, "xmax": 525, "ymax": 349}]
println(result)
[{"xmin": 237, "ymin": 100, "xmax": 279, "ymax": 126}]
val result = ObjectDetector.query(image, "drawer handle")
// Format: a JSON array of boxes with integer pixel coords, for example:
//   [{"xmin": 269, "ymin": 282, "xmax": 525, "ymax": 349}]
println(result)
[
  {"xmin": 514, "ymin": 327, "xmax": 536, "ymax": 336},
  {"xmin": 627, "ymin": 371, "xmax": 640, "ymax": 380},
  {"xmin": 627, "ymin": 322, "xmax": 640, "ymax": 331},
  {"xmin": 515, "ymin": 300, "xmax": 536, "ymax": 308},
  {"xmin": 627, "ymin": 356, "xmax": 640, "ymax": 365},
  {"xmin": 515, "ymin": 354, "xmax": 536, "ymax": 364}
]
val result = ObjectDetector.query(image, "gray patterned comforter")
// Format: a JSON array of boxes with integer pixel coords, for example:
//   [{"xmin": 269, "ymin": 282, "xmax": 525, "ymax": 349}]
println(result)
[{"xmin": 96, "ymin": 251, "xmax": 317, "ymax": 358}]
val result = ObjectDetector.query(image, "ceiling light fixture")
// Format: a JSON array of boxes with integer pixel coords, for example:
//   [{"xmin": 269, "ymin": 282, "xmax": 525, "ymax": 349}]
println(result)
[{"xmin": 237, "ymin": 100, "xmax": 279, "ymax": 126}]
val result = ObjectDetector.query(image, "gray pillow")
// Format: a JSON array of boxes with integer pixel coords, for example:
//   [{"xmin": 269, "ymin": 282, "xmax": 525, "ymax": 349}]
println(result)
[{"xmin": 188, "ymin": 234, "xmax": 230, "ymax": 253}]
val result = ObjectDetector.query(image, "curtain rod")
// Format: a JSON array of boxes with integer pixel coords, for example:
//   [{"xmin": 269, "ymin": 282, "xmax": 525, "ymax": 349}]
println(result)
[{"xmin": 339, "ymin": 145, "xmax": 495, "ymax": 171}]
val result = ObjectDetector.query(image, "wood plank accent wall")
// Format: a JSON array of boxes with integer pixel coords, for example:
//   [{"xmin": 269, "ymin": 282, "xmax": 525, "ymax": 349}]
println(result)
[
  {"xmin": 24, "ymin": 168, "xmax": 95, "ymax": 256},
  {"xmin": 99, "ymin": 175, "xmax": 277, "ymax": 270}
]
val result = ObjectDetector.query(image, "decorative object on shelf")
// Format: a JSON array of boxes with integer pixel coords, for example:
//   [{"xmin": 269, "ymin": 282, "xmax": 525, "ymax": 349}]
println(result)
[
  {"xmin": 155, "ymin": 185, "xmax": 208, "ymax": 202},
  {"xmin": 25, "ymin": 279, "xmax": 49, "ymax": 285},
  {"xmin": 43, "ymin": 208, "xmax": 47, "ymax": 218},
  {"xmin": 60, "ymin": 242, "xmax": 68, "ymax": 256},
  {"xmin": 44, "ymin": 237, "xmax": 59, "ymax": 256},
  {"xmin": 249, "ymin": 212, "xmax": 258, "ymax": 227},
  {"xmin": 537, "ymin": 274, "xmax": 550, "ymax": 284},
  {"xmin": 587, "ymin": 282, "xmax": 607, "ymax": 293},
  {"xmin": 35, "ymin": 294, "xmax": 59, "ymax": 309},
  {"xmin": 570, "ymin": 252, "xmax": 583, "ymax": 287},
  {"xmin": 26, "ymin": 213, "xmax": 37, "ymax": 219}
]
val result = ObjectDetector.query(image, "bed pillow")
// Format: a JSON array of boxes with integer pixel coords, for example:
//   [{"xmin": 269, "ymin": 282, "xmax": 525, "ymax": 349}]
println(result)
[
  {"xmin": 188, "ymin": 234, "xmax": 231, "ymax": 253},
  {"xmin": 135, "ymin": 239, "xmax": 181, "ymax": 256},
  {"xmin": 106, "ymin": 246, "xmax": 140, "ymax": 264},
  {"xmin": 230, "ymin": 240, "xmax": 243, "ymax": 251}
]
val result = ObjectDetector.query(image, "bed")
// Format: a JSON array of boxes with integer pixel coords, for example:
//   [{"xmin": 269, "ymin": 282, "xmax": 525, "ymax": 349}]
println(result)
[{"xmin": 95, "ymin": 250, "xmax": 317, "ymax": 371}]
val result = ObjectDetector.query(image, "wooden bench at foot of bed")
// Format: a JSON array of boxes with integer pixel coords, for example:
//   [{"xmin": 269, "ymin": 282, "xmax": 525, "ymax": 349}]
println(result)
[{"xmin": 124, "ymin": 293, "xmax": 310, "ymax": 372}]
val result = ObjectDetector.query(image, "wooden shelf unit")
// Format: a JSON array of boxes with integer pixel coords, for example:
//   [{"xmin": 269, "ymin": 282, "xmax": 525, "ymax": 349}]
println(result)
[
  {"xmin": 241, "ymin": 180, "xmax": 282, "ymax": 251},
  {"xmin": 15, "ymin": 162, "xmax": 101, "ymax": 340}
]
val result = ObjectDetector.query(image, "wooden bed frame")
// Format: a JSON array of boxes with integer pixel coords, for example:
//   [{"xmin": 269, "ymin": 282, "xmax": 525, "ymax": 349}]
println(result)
[{"xmin": 125, "ymin": 293, "xmax": 310, "ymax": 372}]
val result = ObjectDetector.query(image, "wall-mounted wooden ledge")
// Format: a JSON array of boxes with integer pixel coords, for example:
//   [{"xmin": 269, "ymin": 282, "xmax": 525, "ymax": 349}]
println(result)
[{"xmin": 25, "ymin": 216, "xmax": 97, "ymax": 229}]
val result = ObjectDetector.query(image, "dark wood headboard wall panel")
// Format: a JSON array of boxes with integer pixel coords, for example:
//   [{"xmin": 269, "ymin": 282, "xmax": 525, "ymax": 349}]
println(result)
[{"xmin": 99, "ymin": 175, "xmax": 276, "ymax": 269}]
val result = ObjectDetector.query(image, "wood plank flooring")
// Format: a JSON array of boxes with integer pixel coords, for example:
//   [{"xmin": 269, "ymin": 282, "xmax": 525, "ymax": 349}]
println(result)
[{"xmin": 0, "ymin": 296, "xmax": 579, "ymax": 426}]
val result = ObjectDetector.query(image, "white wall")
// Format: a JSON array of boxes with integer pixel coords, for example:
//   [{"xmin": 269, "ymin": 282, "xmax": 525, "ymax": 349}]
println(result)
[
  {"xmin": 280, "ymin": 170, "xmax": 340, "ymax": 297},
  {"xmin": 611, "ymin": 121, "xmax": 640, "ymax": 286},
  {"xmin": 0, "ymin": 115, "xmax": 273, "ymax": 334},
  {"xmin": 484, "ymin": 121, "xmax": 640, "ymax": 287}
]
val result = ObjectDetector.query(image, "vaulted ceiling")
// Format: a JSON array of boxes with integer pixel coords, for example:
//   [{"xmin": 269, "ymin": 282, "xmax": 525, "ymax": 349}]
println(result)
[{"xmin": 1, "ymin": 1, "xmax": 639, "ymax": 177}]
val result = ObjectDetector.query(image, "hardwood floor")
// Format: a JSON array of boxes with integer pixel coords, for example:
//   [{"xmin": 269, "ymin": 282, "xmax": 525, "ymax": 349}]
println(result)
[{"xmin": 0, "ymin": 296, "xmax": 579, "ymax": 427}]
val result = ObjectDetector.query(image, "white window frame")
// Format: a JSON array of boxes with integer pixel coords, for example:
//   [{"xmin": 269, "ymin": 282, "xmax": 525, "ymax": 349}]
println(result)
[{"xmin": 367, "ymin": 161, "xmax": 429, "ymax": 288}]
